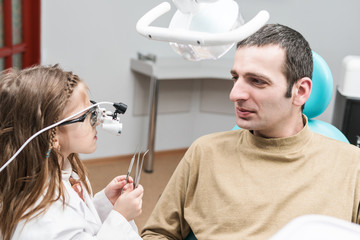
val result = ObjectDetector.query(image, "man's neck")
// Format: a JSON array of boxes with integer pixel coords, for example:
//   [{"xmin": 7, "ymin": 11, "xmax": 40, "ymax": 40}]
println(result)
[{"xmin": 252, "ymin": 114, "xmax": 306, "ymax": 139}]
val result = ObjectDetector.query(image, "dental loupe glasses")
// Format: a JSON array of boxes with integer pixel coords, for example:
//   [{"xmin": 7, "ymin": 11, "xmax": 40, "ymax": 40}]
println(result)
[{"xmin": 0, "ymin": 101, "xmax": 127, "ymax": 173}]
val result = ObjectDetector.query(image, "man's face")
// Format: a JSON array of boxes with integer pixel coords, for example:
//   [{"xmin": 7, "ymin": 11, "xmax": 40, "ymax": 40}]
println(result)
[{"xmin": 230, "ymin": 45, "xmax": 299, "ymax": 138}]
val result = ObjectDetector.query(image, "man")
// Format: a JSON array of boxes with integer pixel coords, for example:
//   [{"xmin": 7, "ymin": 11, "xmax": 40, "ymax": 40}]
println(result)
[{"xmin": 141, "ymin": 24, "xmax": 360, "ymax": 240}]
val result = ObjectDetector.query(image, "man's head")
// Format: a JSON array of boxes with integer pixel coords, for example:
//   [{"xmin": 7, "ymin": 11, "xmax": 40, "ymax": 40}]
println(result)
[
  {"xmin": 236, "ymin": 24, "xmax": 313, "ymax": 98},
  {"xmin": 230, "ymin": 24, "xmax": 313, "ymax": 138}
]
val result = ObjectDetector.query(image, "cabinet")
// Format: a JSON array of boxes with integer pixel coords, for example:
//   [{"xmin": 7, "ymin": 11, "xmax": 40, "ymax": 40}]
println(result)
[{"xmin": 333, "ymin": 88, "xmax": 360, "ymax": 146}]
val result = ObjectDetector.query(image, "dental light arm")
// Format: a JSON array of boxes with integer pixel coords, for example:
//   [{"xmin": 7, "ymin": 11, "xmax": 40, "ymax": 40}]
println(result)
[
  {"xmin": 136, "ymin": 2, "xmax": 270, "ymax": 46},
  {"xmin": 0, "ymin": 101, "xmax": 127, "ymax": 173}
]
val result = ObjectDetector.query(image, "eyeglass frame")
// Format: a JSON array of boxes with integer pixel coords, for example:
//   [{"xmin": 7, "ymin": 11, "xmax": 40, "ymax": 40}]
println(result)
[{"xmin": 59, "ymin": 105, "xmax": 100, "ymax": 127}]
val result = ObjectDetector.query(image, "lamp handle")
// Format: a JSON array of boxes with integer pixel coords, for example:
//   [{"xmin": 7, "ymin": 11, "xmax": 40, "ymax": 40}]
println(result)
[{"xmin": 136, "ymin": 2, "xmax": 270, "ymax": 46}]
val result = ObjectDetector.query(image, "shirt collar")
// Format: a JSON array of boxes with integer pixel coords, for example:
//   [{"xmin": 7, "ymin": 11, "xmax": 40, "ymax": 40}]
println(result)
[{"xmin": 61, "ymin": 159, "xmax": 72, "ymax": 181}]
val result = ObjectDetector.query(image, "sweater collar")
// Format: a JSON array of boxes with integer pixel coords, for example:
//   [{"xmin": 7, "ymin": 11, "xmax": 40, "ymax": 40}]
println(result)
[{"xmin": 244, "ymin": 115, "xmax": 312, "ymax": 153}]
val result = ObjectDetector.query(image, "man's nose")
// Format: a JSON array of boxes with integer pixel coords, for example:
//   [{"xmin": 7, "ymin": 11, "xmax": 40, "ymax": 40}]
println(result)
[{"xmin": 229, "ymin": 79, "xmax": 250, "ymax": 102}]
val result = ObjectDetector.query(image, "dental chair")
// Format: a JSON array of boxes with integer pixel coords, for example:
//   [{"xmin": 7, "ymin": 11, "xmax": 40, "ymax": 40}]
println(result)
[
  {"xmin": 232, "ymin": 51, "xmax": 349, "ymax": 143},
  {"xmin": 185, "ymin": 52, "xmax": 349, "ymax": 240},
  {"xmin": 303, "ymin": 52, "xmax": 349, "ymax": 143}
]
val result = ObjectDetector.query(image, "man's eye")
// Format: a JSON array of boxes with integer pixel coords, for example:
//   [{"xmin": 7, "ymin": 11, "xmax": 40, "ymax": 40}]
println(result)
[
  {"xmin": 231, "ymin": 76, "xmax": 238, "ymax": 81},
  {"xmin": 251, "ymin": 78, "xmax": 266, "ymax": 85}
]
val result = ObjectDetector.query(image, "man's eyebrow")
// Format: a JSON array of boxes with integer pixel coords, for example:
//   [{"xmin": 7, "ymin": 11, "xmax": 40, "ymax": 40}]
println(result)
[
  {"xmin": 246, "ymin": 72, "xmax": 272, "ymax": 82},
  {"xmin": 230, "ymin": 70, "xmax": 273, "ymax": 84}
]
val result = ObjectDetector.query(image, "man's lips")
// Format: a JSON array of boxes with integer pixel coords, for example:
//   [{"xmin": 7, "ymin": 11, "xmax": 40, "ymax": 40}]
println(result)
[{"xmin": 236, "ymin": 107, "xmax": 255, "ymax": 118}]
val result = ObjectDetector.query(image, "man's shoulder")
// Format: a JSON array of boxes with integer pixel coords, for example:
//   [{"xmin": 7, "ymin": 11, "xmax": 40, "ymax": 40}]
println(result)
[{"xmin": 311, "ymin": 132, "xmax": 360, "ymax": 155}]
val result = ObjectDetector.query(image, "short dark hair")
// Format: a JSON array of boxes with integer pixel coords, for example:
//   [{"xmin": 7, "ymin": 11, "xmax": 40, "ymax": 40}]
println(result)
[{"xmin": 237, "ymin": 24, "xmax": 313, "ymax": 98}]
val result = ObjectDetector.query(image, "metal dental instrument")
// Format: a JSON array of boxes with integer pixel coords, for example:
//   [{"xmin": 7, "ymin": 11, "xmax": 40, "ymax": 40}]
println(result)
[
  {"xmin": 121, "ymin": 148, "xmax": 138, "ymax": 194},
  {"xmin": 122, "ymin": 148, "xmax": 149, "ymax": 193},
  {"xmin": 125, "ymin": 151, "xmax": 137, "ymax": 184},
  {"xmin": 134, "ymin": 149, "xmax": 149, "ymax": 188}
]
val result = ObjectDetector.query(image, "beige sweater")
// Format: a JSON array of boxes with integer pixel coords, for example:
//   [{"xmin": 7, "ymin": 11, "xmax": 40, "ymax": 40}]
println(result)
[{"xmin": 141, "ymin": 123, "xmax": 360, "ymax": 240}]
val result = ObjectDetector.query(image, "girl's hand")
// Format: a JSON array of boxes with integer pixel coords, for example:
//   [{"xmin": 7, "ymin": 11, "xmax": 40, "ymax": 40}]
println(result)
[
  {"xmin": 113, "ymin": 184, "xmax": 144, "ymax": 221},
  {"xmin": 104, "ymin": 175, "xmax": 133, "ymax": 205}
]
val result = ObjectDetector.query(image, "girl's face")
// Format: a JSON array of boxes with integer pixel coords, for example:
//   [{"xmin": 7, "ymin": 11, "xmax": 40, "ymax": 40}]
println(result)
[{"xmin": 56, "ymin": 82, "xmax": 98, "ymax": 158}]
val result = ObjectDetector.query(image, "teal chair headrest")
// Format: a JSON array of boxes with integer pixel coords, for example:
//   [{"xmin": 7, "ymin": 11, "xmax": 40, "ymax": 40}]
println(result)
[{"xmin": 303, "ymin": 51, "xmax": 333, "ymax": 119}]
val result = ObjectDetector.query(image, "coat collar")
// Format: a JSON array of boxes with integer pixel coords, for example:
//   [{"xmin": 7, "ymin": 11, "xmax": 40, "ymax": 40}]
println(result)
[{"xmin": 61, "ymin": 159, "xmax": 101, "ymax": 226}]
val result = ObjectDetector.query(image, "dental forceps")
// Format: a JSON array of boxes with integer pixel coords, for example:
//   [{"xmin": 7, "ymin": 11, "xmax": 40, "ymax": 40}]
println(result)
[{"xmin": 124, "ymin": 148, "xmax": 149, "ymax": 190}]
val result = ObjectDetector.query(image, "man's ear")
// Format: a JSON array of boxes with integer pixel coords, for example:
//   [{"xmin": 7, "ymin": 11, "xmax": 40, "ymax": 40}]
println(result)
[{"xmin": 292, "ymin": 77, "xmax": 312, "ymax": 107}]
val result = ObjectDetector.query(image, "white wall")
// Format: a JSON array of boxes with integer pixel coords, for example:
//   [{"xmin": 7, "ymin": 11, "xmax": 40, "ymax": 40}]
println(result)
[{"xmin": 41, "ymin": 0, "xmax": 360, "ymax": 159}]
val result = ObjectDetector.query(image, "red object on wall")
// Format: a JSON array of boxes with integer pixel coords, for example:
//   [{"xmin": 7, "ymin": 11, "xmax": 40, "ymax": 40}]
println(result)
[{"xmin": 0, "ymin": 0, "xmax": 40, "ymax": 69}]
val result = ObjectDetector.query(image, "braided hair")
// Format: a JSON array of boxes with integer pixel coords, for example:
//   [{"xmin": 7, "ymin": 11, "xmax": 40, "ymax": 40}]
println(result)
[{"xmin": 0, "ymin": 65, "xmax": 90, "ymax": 240}]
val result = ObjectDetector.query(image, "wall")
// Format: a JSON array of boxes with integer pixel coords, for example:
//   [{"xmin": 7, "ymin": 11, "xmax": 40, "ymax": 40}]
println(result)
[{"xmin": 41, "ymin": 0, "xmax": 360, "ymax": 159}]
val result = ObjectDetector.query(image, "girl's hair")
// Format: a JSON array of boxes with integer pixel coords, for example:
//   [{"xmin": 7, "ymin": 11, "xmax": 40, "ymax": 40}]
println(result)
[{"xmin": 0, "ymin": 65, "xmax": 91, "ymax": 240}]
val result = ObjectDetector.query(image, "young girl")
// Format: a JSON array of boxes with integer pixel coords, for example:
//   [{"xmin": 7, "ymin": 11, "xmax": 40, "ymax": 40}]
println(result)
[{"xmin": 0, "ymin": 65, "xmax": 143, "ymax": 239}]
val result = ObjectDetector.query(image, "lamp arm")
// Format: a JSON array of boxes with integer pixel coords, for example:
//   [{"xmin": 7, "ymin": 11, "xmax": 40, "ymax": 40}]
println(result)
[{"xmin": 136, "ymin": 2, "xmax": 270, "ymax": 46}]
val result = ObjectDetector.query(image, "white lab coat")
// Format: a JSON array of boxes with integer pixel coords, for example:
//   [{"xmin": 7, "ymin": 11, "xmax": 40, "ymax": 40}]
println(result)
[{"xmin": 11, "ymin": 161, "xmax": 142, "ymax": 240}]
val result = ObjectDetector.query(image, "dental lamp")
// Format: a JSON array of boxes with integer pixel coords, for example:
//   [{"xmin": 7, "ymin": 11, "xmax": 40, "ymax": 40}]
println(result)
[{"xmin": 136, "ymin": 0, "xmax": 270, "ymax": 61}]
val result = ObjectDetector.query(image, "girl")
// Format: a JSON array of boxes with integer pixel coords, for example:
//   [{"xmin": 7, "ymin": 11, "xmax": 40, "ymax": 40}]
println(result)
[{"xmin": 0, "ymin": 65, "xmax": 143, "ymax": 239}]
